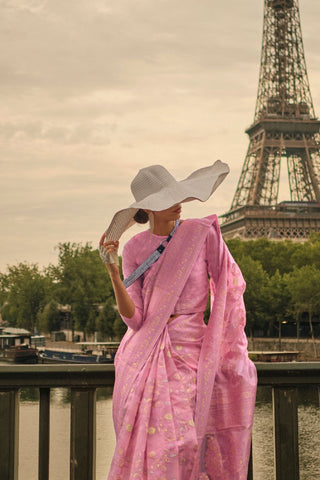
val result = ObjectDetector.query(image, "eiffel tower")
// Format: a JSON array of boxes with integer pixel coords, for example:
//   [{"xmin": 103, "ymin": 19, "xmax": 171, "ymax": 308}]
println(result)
[{"xmin": 220, "ymin": 0, "xmax": 320, "ymax": 240}]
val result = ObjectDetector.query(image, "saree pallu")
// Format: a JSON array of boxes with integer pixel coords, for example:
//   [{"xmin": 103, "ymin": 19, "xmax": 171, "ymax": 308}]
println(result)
[
  {"xmin": 109, "ymin": 313, "xmax": 206, "ymax": 479},
  {"xmin": 108, "ymin": 216, "xmax": 257, "ymax": 480}
]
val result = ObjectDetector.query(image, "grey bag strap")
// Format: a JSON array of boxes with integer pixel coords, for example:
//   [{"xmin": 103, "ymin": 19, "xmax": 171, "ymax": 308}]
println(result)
[{"xmin": 123, "ymin": 219, "xmax": 180, "ymax": 288}]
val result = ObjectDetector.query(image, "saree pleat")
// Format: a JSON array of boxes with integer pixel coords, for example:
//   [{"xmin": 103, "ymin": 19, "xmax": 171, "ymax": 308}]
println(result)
[{"xmin": 109, "ymin": 314, "xmax": 205, "ymax": 480}]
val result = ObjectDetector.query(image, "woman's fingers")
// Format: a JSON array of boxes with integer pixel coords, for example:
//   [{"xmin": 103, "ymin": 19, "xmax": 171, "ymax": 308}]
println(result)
[
  {"xmin": 98, "ymin": 236, "xmax": 119, "ymax": 267},
  {"xmin": 103, "ymin": 240, "xmax": 119, "ymax": 248},
  {"xmin": 103, "ymin": 240, "xmax": 119, "ymax": 253},
  {"xmin": 99, "ymin": 232, "xmax": 119, "ymax": 250}
]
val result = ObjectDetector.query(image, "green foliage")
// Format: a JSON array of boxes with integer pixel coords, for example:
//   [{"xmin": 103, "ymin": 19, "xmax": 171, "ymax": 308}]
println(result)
[
  {"xmin": 290, "ymin": 239, "xmax": 320, "ymax": 270},
  {"xmin": 50, "ymin": 242, "xmax": 113, "ymax": 337},
  {"xmin": 227, "ymin": 235, "xmax": 320, "ymax": 337},
  {"xmin": 113, "ymin": 315, "xmax": 127, "ymax": 339},
  {"xmin": 0, "ymin": 263, "xmax": 51, "ymax": 332},
  {"xmin": 0, "ymin": 243, "xmax": 117, "ymax": 337},
  {"xmin": 228, "ymin": 237, "xmax": 299, "ymax": 276},
  {"xmin": 86, "ymin": 309, "xmax": 98, "ymax": 337},
  {"xmin": 236, "ymin": 255, "xmax": 269, "ymax": 336},
  {"xmin": 307, "ymin": 231, "xmax": 320, "ymax": 244},
  {"xmin": 284, "ymin": 265, "xmax": 320, "ymax": 352},
  {"xmin": 284, "ymin": 265, "xmax": 320, "ymax": 317},
  {"xmin": 263, "ymin": 270, "xmax": 291, "ymax": 336},
  {"xmin": 96, "ymin": 297, "xmax": 120, "ymax": 340},
  {"xmin": 37, "ymin": 300, "xmax": 61, "ymax": 333}
]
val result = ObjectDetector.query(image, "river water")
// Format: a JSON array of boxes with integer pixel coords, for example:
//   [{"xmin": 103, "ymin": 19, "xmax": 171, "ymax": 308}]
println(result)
[{"xmin": 15, "ymin": 385, "xmax": 319, "ymax": 480}]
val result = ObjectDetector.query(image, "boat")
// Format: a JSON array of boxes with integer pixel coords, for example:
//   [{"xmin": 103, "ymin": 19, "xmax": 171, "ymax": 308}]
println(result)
[
  {"xmin": 39, "ymin": 342, "xmax": 120, "ymax": 364},
  {"xmin": 0, "ymin": 330, "xmax": 39, "ymax": 364},
  {"xmin": 4, "ymin": 344, "xmax": 38, "ymax": 364}
]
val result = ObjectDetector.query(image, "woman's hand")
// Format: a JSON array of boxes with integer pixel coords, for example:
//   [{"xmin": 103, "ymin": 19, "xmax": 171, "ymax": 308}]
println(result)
[
  {"xmin": 99, "ymin": 232, "xmax": 135, "ymax": 318},
  {"xmin": 99, "ymin": 233, "xmax": 120, "ymax": 276}
]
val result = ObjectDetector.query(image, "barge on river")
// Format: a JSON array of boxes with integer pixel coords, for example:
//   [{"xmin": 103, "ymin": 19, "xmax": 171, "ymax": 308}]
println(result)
[
  {"xmin": 39, "ymin": 342, "xmax": 120, "ymax": 364},
  {"xmin": 0, "ymin": 330, "xmax": 39, "ymax": 364}
]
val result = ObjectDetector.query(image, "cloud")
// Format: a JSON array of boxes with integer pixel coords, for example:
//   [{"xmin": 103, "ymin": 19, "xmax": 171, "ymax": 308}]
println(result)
[
  {"xmin": 1, "ymin": 0, "xmax": 262, "ymax": 94},
  {"xmin": 1, "ymin": 0, "xmax": 46, "ymax": 13},
  {"xmin": 0, "ymin": 119, "xmax": 115, "ymax": 145}
]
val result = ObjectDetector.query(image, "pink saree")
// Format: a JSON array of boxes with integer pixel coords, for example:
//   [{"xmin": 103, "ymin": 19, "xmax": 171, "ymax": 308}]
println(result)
[{"xmin": 108, "ymin": 215, "xmax": 257, "ymax": 480}]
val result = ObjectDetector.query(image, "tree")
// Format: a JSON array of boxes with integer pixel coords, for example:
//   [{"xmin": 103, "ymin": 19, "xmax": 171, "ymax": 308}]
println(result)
[
  {"xmin": 97, "ymin": 297, "xmax": 120, "ymax": 340},
  {"xmin": 51, "ymin": 242, "xmax": 113, "ymax": 338},
  {"xmin": 0, "ymin": 263, "xmax": 50, "ymax": 332},
  {"xmin": 37, "ymin": 300, "xmax": 61, "ymax": 334},
  {"xmin": 291, "ymin": 235, "xmax": 320, "ymax": 270},
  {"xmin": 226, "ymin": 238, "xmax": 246, "ymax": 262},
  {"xmin": 236, "ymin": 255, "xmax": 269, "ymax": 339},
  {"xmin": 285, "ymin": 265, "xmax": 320, "ymax": 357},
  {"xmin": 113, "ymin": 315, "xmax": 127, "ymax": 339},
  {"xmin": 263, "ymin": 270, "xmax": 291, "ymax": 345},
  {"xmin": 86, "ymin": 309, "xmax": 98, "ymax": 338}
]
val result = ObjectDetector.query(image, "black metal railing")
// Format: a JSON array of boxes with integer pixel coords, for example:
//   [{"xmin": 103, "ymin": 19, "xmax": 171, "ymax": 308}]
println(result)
[{"xmin": 0, "ymin": 362, "xmax": 319, "ymax": 480}]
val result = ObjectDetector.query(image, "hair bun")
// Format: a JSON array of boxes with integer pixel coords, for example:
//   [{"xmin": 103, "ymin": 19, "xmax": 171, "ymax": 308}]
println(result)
[{"xmin": 134, "ymin": 209, "xmax": 149, "ymax": 224}]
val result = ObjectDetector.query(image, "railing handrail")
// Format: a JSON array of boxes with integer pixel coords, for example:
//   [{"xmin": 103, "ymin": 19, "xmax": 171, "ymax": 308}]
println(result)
[
  {"xmin": 0, "ymin": 363, "xmax": 115, "ymax": 388},
  {"xmin": 1, "ymin": 361, "xmax": 319, "ymax": 387},
  {"xmin": 255, "ymin": 361, "xmax": 320, "ymax": 384}
]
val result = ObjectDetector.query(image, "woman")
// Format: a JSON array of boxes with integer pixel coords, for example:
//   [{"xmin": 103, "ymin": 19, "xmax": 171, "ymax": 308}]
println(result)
[{"xmin": 99, "ymin": 162, "xmax": 257, "ymax": 480}]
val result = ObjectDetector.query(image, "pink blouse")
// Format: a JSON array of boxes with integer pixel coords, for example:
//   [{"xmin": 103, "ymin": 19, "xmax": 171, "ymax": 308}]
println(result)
[{"xmin": 121, "ymin": 227, "xmax": 215, "ymax": 329}]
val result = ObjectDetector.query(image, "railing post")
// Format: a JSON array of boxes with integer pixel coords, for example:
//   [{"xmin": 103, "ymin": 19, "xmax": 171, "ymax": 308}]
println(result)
[
  {"xmin": 0, "ymin": 388, "xmax": 19, "ymax": 480},
  {"xmin": 70, "ymin": 388, "xmax": 96, "ymax": 480},
  {"xmin": 273, "ymin": 387, "xmax": 299, "ymax": 480},
  {"xmin": 39, "ymin": 387, "xmax": 50, "ymax": 480},
  {"xmin": 247, "ymin": 441, "xmax": 253, "ymax": 480}
]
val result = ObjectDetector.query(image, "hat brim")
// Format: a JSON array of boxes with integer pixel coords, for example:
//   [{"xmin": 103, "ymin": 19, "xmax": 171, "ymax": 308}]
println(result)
[{"xmin": 104, "ymin": 160, "xmax": 229, "ymax": 241}]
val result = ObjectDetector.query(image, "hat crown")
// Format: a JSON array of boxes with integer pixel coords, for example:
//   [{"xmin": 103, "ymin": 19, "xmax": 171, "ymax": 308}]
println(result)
[{"xmin": 131, "ymin": 165, "xmax": 177, "ymax": 202}]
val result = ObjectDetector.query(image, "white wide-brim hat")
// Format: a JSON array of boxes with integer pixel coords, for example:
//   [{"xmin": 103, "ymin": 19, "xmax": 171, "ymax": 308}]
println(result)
[{"xmin": 104, "ymin": 160, "xmax": 229, "ymax": 243}]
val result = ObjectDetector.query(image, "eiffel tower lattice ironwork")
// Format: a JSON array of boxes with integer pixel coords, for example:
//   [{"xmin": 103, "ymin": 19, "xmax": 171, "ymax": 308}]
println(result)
[{"xmin": 221, "ymin": 0, "xmax": 320, "ymax": 240}]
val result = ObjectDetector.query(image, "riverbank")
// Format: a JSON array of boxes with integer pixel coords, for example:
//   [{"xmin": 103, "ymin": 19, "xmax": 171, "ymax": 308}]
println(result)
[{"xmin": 247, "ymin": 337, "xmax": 320, "ymax": 361}]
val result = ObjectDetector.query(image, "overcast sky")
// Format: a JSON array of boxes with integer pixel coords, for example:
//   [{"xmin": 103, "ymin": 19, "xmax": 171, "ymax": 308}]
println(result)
[{"xmin": 1, "ymin": 0, "xmax": 320, "ymax": 272}]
